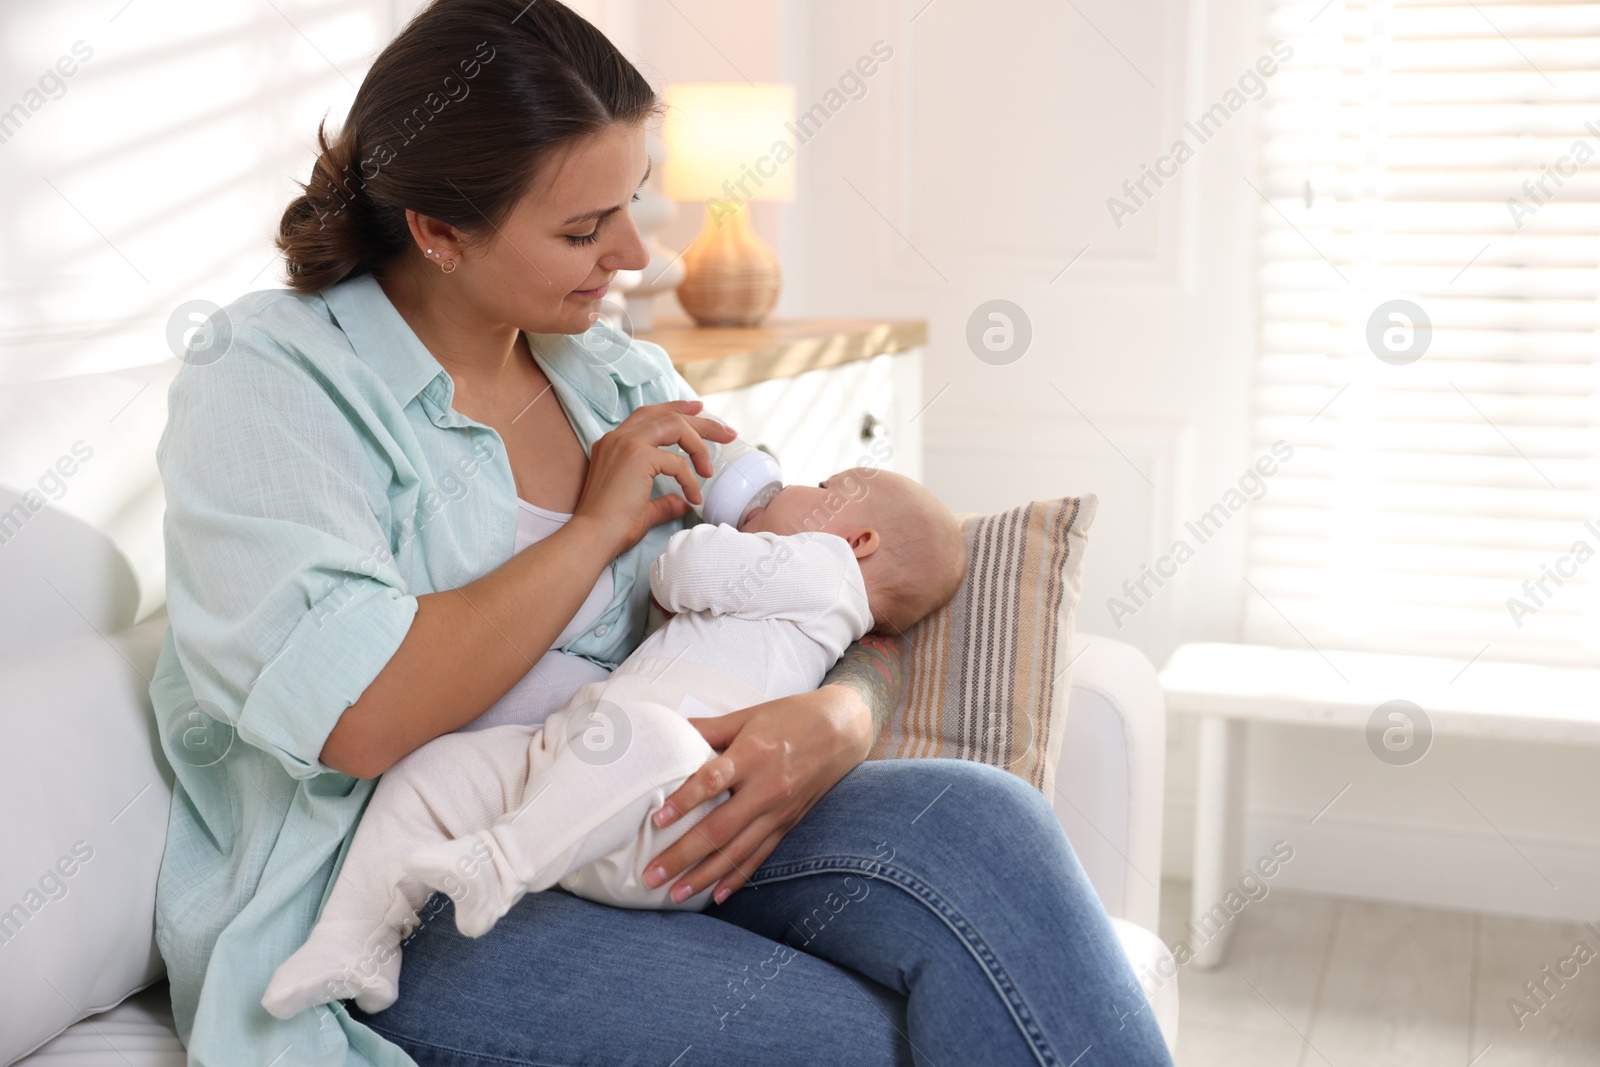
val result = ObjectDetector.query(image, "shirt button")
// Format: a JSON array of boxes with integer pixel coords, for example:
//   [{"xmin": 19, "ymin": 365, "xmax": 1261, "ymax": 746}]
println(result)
[{"xmin": 594, "ymin": 624, "xmax": 609, "ymax": 637}]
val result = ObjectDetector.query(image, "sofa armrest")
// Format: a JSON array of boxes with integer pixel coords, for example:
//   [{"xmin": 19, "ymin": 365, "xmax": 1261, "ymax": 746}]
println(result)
[
  {"xmin": 1053, "ymin": 636, "xmax": 1167, "ymax": 932},
  {"xmin": 1111, "ymin": 917, "xmax": 1181, "ymax": 1054},
  {"xmin": 0, "ymin": 612, "xmax": 174, "ymax": 1065}
]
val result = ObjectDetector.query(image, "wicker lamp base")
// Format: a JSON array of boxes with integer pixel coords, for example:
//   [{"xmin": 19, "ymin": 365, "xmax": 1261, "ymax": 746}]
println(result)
[{"xmin": 675, "ymin": 202, "xmax": 781, "ymax": 327}]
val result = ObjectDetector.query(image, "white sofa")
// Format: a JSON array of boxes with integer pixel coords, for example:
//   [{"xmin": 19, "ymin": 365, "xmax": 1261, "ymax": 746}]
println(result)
[{"xmin": 0, "ymin": 363, "xmax": 1178, "ymax": 1064}]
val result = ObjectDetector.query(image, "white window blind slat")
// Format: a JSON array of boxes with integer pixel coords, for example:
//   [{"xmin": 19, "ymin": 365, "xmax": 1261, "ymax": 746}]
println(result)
[
  {"xmin": 1264, "ymin": 104, "xmax": 1600, "ymax": 134},
  {"xmin": 1246, "ymin": 0, "xmax": 1600, "ymax": 667}
]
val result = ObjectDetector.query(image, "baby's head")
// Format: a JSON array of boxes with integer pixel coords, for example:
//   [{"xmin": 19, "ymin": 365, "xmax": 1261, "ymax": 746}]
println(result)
[{"xmin": 739, "ymin": 468, "xmax": 967, "ymax": 633}]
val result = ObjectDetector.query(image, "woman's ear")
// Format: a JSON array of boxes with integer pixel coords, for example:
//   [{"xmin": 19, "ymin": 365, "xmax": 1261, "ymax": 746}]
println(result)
[
  {"xmin": 404, "ymin": 208, "xmax": 467, "ymax": 265},
  {"xmin": 847, "ymin": 528, "xmax": 880, "ymax": 559}
]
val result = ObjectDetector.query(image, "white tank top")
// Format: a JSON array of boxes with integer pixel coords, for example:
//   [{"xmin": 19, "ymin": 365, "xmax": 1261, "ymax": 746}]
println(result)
[
  {"xmin": 458, "ymin": 499, "xmax": 614, "ymax": 732},
  {"xmin": 512, "ymin": 498, "xmax": 616, "ymax": 645}
]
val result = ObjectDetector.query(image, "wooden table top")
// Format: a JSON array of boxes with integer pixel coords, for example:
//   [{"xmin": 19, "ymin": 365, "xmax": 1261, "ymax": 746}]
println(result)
[{"xmin": 636, "ymin": 317, "xmax": 927, "ymax": 394}]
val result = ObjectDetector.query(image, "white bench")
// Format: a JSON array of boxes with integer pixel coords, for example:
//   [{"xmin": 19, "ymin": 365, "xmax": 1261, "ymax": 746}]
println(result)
[{"xmin": 1158, "ymin": 641, "xmax": 1600, "ymax": 969}]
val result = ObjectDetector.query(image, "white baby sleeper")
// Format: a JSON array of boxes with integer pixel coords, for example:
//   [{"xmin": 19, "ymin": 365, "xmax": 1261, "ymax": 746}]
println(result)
[{"xmin": 262, "ymin": 524, "xmax": 872, "ymax": 1019}]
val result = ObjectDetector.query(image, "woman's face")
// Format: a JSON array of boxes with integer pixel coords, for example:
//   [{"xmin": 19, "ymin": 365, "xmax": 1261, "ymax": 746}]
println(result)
[{"xmin": 468, "ymin": 121, "xmax": 652, "ymax": 334}]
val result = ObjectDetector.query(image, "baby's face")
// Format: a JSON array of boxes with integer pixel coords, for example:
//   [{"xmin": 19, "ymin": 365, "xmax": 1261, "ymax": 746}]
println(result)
[
  {"xmin": 738, "ymin": 469, "xmax": 874, "ymax": 537},
  {"xmin": 739, "ymin": 467, "xmax": 966, "ymax": 632}
]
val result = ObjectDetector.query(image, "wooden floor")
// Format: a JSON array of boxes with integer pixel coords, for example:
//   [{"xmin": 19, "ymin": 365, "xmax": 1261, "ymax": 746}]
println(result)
[{"xmin": 1159, "ymin": 880, "xmax": 1600, "ymax": 1067}]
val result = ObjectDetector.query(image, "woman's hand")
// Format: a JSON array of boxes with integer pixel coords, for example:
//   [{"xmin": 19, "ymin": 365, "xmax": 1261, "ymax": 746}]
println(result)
[
  {"xmin": 571, "ymin": 399, "xmax": 737, "ymax": 556},
  {"xmin": 642, "ymin": 684, "xmax": 875, "ymax": 904}
]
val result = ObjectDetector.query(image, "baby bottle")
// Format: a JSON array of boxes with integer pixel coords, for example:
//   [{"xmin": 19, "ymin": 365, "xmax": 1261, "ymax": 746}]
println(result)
[{"xmin": 671, "ymin": 416, "xmax": 783, "ymax": 528}]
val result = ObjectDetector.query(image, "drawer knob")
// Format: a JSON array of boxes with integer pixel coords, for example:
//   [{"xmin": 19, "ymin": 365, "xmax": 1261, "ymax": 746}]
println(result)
[{"xmin": 860, "ymin": 413, "xmax": 888, "ymax": 443}]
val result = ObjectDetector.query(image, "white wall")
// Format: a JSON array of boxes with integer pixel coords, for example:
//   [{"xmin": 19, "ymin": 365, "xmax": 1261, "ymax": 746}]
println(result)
[{"xmin": 0, "ymin": 0, "xmax": 432, "ymax": 388}]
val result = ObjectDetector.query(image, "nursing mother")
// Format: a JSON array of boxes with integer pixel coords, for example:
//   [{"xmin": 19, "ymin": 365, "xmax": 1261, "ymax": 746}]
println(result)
[{"xmin": 149, "ymin": 1, "xmax": 1173, "ymax": 1063}]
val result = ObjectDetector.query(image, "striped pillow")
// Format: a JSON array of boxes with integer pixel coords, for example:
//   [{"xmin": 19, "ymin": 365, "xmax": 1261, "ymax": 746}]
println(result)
[{"xmin": 866, "ymin": 496, "xmax": 1097, "ymax": 798}]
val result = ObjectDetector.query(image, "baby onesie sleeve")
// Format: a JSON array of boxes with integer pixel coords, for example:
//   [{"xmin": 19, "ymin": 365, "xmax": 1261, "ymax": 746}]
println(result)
[{"xmin": 648, "ymin": 524, "xmax": 869, "ymax": 629}]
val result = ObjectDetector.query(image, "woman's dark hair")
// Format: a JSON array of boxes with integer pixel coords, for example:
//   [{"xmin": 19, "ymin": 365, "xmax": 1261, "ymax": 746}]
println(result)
[{"xmin": 277, "ymin": 0, "xmax": 659, "ymax": 291}]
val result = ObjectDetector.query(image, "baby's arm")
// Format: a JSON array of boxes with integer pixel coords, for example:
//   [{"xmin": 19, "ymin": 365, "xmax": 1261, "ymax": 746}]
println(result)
[{"xmin": 648, "ymin": 523, "xmax": 857, "ymax": 621}]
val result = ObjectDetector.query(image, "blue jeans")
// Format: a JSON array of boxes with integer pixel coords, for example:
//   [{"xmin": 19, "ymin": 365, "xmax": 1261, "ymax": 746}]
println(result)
[{"xmin": 347, "ymin": 757, "xmax": 1173, "ymax": 1066}]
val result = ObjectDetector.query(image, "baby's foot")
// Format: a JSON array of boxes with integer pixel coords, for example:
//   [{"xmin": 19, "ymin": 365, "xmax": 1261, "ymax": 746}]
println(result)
[
  {"xmin": 402, "ymin": 833, "xmax": 520, "ymax": 939},
  {"xmin": 262, "ymin": 919, "xmax": 402, "ymax": 1019}
]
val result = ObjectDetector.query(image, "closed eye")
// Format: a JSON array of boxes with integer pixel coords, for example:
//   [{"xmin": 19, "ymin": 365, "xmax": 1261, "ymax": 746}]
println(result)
[{"xmin": 565, "ymin": 193, "xmax": 643, "ymax": 246}]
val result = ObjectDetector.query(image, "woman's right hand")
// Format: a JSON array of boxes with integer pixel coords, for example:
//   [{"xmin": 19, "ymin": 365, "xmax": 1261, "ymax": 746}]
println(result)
[{"xmin": 572, "ymin": 399, "xmax": 738, "ymax": 556}]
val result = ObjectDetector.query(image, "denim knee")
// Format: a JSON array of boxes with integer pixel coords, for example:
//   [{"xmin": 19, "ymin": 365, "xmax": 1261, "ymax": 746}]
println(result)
[
  {"xmin": 974, "ymin": 758, "xmax": 1059, "ymax": 821},
  {"xmin": 933, "ymin": 757, "xmax": 1052, "ymax": 808},
  {"xmin": 885, "ymin": 757, "xmax": 1064, "ymax": 845}
]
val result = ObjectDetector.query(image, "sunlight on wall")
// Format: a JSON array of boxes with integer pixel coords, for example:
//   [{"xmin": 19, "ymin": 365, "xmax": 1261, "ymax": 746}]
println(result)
[{"xmin": 0, "ymin": 0, "xmax": 417, "ymax": 386}]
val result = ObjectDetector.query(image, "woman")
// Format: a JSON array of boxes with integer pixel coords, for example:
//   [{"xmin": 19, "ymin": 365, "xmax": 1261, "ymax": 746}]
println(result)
[{"xmin": 150, "ymin": 1, "xmax": 1173, "ymax": 1063}]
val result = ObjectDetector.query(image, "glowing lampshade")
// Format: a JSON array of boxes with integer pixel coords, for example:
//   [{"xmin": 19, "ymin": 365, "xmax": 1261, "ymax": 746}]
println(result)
[{"xmin": 662, "ymin": 83, "xmax": 797, "ymax": 205}]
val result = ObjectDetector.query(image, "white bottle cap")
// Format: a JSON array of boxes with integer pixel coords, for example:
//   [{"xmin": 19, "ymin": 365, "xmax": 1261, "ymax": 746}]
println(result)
[{"xmin": 702, "ymin": 448, "xmax": 783, "ymax": 528}]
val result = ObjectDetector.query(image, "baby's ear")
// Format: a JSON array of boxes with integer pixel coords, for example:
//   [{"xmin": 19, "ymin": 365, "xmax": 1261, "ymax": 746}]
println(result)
[{"xmin": 848, "ymin": 528, "xmax": 881, "ymax": 559}]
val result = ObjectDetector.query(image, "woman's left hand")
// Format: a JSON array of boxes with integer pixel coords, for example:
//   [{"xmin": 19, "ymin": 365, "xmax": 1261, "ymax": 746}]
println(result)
[{"xmin": 642, "ymin": 684, "xmax": 874, "ymax": 905}]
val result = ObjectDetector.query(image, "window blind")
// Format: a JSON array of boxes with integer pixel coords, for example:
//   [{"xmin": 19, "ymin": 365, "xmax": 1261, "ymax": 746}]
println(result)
[{"xmin": 1246, "ymin": 0, "xmax": 1600, "ymax": 667}]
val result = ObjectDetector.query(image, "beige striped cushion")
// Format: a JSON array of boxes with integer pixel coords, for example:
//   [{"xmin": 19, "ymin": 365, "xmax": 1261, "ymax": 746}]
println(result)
[{"xmin": 867, "ymin": 496, "xmax": 1097, "ymax": 798}]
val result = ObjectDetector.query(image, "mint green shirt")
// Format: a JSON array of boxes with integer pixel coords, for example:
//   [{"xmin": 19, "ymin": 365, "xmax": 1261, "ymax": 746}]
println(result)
[{"xmin": 150, "ymin": 273, "xmax": 699, "ymax": 1065}]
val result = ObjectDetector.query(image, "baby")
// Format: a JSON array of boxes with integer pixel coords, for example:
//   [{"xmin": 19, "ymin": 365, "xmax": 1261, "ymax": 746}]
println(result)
[{"xmin": 263, "ymin": 467, "xmax": 966, "ymax": 1019}]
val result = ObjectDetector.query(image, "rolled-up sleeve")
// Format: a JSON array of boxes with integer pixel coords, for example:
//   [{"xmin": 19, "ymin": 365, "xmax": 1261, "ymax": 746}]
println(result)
[{"xmin": 159, "ymin": 318, "xmax": 417, "ymax": 780}]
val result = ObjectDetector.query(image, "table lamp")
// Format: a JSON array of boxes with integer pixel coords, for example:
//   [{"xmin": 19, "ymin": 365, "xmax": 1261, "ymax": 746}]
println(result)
[{"xmin": 662, "ymin": 83, "xmax": 796, "ymax": 327}]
